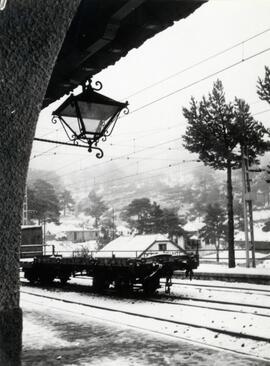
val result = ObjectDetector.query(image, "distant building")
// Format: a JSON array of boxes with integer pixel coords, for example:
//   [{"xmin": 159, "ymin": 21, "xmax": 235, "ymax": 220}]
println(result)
[
  {"xmin": 65, "ymin": 228, "xmax": 99, "ymax": 243},
  {"xmin": 183, "ymin": 219, "xmax": 205, "ymax": 249},
  {"xmin": 97, "ymin": 234, "xmax": 185, "ymax": 258},
  {"xmin": 21, "ymin": 225, "xmax": 43, "ymax": 258}
]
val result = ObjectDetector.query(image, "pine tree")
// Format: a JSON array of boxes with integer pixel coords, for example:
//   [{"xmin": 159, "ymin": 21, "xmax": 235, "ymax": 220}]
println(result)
[
  {"xmin": 28, "ymin": 179, "xmax": 61, "ymax": 224},
  {"xmin": 59, "ymin": 189, "xmax": 75, "ymax": 216},
  {"xmin": 257, "ymin": 66, "xmax": 270, "ymax": 104},
  {"xmin": 86, "ymin": 190, "xmax": 108, "ymax": 228},
  {"xmin": 182, "ymin": 80, "xmax": 268, "ymax": 267},
  {"xmin": 199, "ymin": 203, "xmax": 227, "ymax": 262},
  {"xmin": 120, "ymin": 198, "xmax": 153, "ymax": 234}
]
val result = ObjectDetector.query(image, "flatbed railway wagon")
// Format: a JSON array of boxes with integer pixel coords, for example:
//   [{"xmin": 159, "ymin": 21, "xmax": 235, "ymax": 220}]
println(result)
[{"xmin": 21, "ymin": 248, "xmax": 199, "ymax": 295}]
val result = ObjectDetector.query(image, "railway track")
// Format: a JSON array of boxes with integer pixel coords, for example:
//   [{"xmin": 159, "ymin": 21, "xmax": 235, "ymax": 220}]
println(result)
[
  {"xmin": 66, "ymin": 277, "xmax": 270, "ymax": 317},
  {"xmin": 71, "ymin": 275, "xmax": 270, "ymax": 296},
  {"xmin": 163, "ymin": 279, "xmax": 270, "ymax": 296},
  {"xmin": 21, "ymin": 288, "xmax": 270, "ymax": 362},
  {"xmin": 148, "ymin": 295, "xmax": 270, "ymax": 318},
  {"xmin": 21, "ymin": 277, "xmax": 270, "ymax": 317}
]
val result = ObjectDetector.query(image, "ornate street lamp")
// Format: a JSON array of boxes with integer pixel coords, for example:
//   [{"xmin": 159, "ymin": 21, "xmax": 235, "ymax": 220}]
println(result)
[{"xmin": 52, "ymin": 79, "xmax": 128, "ymax": 158}]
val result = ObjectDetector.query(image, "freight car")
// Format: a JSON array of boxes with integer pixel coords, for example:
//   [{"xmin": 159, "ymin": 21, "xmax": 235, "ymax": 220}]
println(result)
[{"xmin": 21, "ymin": 248, "xmax": 199, "ymax": 295}]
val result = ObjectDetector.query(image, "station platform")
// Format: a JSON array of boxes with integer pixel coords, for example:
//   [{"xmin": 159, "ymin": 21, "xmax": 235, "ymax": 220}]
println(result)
[{"xmin": 174, "ymin": 264, "xmax": 270, "ymax": 285}]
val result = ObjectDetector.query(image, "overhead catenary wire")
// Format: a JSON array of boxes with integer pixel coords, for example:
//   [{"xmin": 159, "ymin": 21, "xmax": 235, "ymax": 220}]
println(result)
[
  {"xmin": 31, "ymin": 105, "xmax": 270, "ymax": 173},
  {"xmin": 127, "ymin": 46, "xmax": 270, "ymax": 116},
  {"xmin": 27, "ymin": 162, "xmax": 204, "ymax": 199},
  {"xmin": 34, "ymin": 136, "xmax": 183, "ymax": 180},
  {"xmin": 31, "ymin": 157, "xmax": 201, "ymax": 194},
  {"xmin": 56, "ymin": 159, "xmax": 201, "ymax": 194},
  {"xmin": 33, "ymin": 44, "xmax": 270, "ymax": 160},
  {"xmin": 122, "ymin": 26, "xmax": 270, "ymax": 100},
  {"xmin": 32, "ymin": 25, "xmax": 270, "ymax": 149},
  {"xmin": 30, "ymin": 30, "xmax": 270, "ymax": 177},
  {"xmin": 33, "ymin": 26, "xmax": 270, "ymax": 147}
]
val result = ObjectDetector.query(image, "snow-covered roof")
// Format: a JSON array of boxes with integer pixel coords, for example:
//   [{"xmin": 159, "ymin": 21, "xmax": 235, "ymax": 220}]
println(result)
[
  {"xmin": 184, "ymin": 218, "xmax": 205, "ymax": 232},
  {"xmin": 190, "ymin": 234, "xmax": 200, "ymax": 240},
  {"xmin": 96, "ymin": 234, "xmax": 177, "ymax": 258},
  {"xmin": 235, "ymin": 225, "xmax": 270, "ymax": 242}
]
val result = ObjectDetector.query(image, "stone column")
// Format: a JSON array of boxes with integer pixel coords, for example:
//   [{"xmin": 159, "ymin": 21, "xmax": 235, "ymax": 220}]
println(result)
[{"xmin": 0, "ymin": 1, "xmax": 80, "ymax": 364}]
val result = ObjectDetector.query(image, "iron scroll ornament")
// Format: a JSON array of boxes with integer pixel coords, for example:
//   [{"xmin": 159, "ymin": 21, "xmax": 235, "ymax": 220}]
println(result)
[{"xmin": 52, "ymin": 114, "xmax": 104, "ymax": 158}]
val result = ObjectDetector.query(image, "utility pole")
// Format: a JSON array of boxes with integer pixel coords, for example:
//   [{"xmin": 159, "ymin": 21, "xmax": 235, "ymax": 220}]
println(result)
[
  {"xmin": 43, "ymin": 218, "xmax": 46, "ymax": 245},
  {"xmin": 245, "ymin": 153, "xmax": 256, "ymax": 268},
  {"xmin": 241, "ymin": 148, "xmax": 250, "ymax": 268},
  {"xmin": 112, "ymin": 208, "xmax": 115, "ymax": 240}
]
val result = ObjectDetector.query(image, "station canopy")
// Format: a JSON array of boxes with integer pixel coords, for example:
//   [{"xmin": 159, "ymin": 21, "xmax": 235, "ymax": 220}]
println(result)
[{"xmin": 43, "ymin": 0, "xmax": 205, "ymax": 108}]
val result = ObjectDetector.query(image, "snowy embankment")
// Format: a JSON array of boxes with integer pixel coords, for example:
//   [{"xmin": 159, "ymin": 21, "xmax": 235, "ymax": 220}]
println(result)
[{"xmin": 198, "ymin": 262, "xmax": 270, "ymax": 274}]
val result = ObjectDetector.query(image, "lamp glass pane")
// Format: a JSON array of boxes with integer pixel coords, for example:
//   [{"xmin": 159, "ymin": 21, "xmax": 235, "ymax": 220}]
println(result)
[
  {"xmin": 58, "ymin": 102, "xmax": 81, "ymax": 136},
  {"xmin": 78, "ymin": 101, "xmax": 119, "ymax": 133},
  {"xmin": 62, "ymin": 116, "xmax": 81, "ymax": 136}
]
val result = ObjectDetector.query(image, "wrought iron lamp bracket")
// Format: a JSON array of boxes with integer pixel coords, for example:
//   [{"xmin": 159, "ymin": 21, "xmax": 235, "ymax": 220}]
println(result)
[
  {"xmin": 83, "ymin": 78, "xmax": 102, "ymax": 93},
  {"xmin": 88, "ymin": 139, "xmax": 104, "ymax": 158}
]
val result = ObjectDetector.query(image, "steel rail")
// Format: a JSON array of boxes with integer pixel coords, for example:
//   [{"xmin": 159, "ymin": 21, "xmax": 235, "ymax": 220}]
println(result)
[
  {"xmin": 21, "ymin": 289, "xmax": 270, "ymax": 345},
  {"xmin": 166, "ymin": 280, "xmax": 270, "ymax": 296}
]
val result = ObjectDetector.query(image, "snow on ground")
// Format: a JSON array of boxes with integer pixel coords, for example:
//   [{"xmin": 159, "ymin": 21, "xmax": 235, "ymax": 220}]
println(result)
[
  {"xmin": 258, "ymin": 260, "xmax": 270, "ymax": 270},
  {"xmin": 253, "ymin": 209, "xmax": 270, "ymax": 222},
  {"xmin": 21, "ymin": 262, "xmax": 270, "ymax": 364},
  {"xmin": 22, "ymin": 295, "xmax": 265, "ymax": 366},
  {"xmin": 200, "ymin": 250, "xmax": 270, "ymax": 267},
  {"xmin": 23, "ymin": 317, "xmax": 78, "ymax": 349},
  {"xmin": 197, "ymin": 262, "xmax": 270, "ymax": 275},
  {"xmin": 21, "ymin": 277, "xmax": 270, "ymax": 363}
]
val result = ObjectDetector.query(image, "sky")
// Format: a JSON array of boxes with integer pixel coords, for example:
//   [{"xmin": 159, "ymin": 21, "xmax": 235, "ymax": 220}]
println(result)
[{"xmin": 30, "ymin": 0, "xmax": 270, "ymax": 193}]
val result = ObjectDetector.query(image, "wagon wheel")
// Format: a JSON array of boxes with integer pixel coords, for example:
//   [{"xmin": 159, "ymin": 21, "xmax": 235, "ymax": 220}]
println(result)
[
  {"xmin": 92, "ymin": 275, "xmax": 109, "ymax": 292},
  {"xmin": 24, "ymin": 269, "xmax": 38, "ymax": 285},
  {"xmin": 59, "ymin": 275, "xmax": 70, "ymax": 285},
  {"xmin": 114, "ymin": 279, "xmax": 132, "ymax": 294},
  {"xmin": 38, "ymin": 272, "xmax": 55, "ymax": 285},
  {"xmin": 143, "ymin": 277, "xmax": 160, "ymax": 296}
]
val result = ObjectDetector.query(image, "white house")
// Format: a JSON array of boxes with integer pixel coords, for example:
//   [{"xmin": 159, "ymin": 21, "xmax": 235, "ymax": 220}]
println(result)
[{"xmin": 96, "ymin": 234, "xmax": 185, "ymax": 258}]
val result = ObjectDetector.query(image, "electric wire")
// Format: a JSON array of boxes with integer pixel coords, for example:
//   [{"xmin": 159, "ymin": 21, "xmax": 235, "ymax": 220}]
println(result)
[
  {"xmin": 33, "ymin": 27, "xmax": 270, "ymax": 149},
  {"xmin": 32, "ymin": 45, "xmax": 270, "ymax": 164},
  {"xmin": 30, "ymin": 105, "xmax": 270, "ymax": 172},
  {"xmin": 127, "ymin": 46, "xmax": 270, "ymax": 116},
  {"xmin": 30, "ymin": 38, "xmax": 270, "ymax": 177},
  {"xmin": 57, "ymin": 159, "xmax": 201, "ymax": 194},
  {"xmin": 123, "ymin": 27, "xmax": 270, "ymax": 100}
]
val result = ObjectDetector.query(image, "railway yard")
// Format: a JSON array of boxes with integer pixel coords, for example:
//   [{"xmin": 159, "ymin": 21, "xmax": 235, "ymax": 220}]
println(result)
[{"xmin": 21, "ymin": 274, "xmax": 270, "ymax": 365}]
